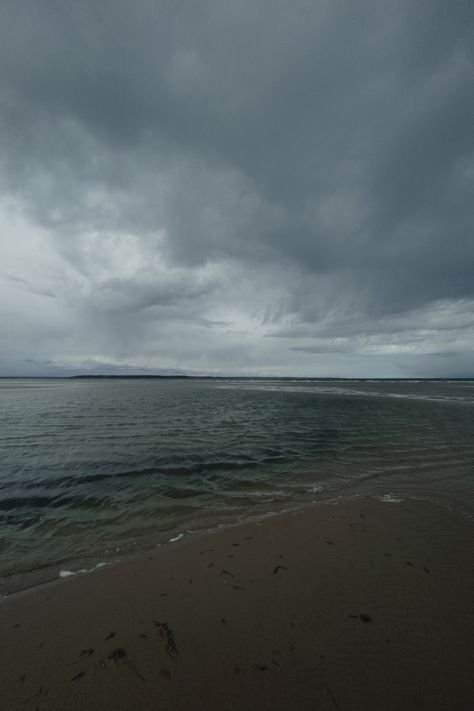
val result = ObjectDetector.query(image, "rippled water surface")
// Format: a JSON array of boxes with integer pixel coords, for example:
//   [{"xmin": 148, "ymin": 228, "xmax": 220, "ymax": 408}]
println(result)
[{"xmin": 1, "ymin": 378, "xmax": 473, "ymax": 589}]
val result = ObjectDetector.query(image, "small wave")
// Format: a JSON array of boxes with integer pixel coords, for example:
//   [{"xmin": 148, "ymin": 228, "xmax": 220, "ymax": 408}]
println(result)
[
  {"xmin": 0, "ymin": 495, "xmax": 78, "ymax": 511},
  {"xmin": 375, "ymin": 494, "xmax": 404, "ymax": 503},
  {"xmin": 58, "ymin": 562, "xmax": 108, "ymax": 578},
  {"xmin": 216, "ymin": 382, "xmax": 474, "ymax": 406},
  {"xmin": 307, "ymin": 484, "xmax": 327, "ymax": 494}
]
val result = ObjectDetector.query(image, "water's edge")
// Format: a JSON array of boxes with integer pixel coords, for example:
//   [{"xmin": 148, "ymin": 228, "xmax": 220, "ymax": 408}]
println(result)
[{"xmin": 2, "ymin": 487, "xmax": 469, "ymax": 599}]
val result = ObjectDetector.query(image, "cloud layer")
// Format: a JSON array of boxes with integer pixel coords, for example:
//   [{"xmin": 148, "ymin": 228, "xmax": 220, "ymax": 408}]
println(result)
[{"xmin": 1, "ymin": 1, "xmax": 473, "ymax": 376}]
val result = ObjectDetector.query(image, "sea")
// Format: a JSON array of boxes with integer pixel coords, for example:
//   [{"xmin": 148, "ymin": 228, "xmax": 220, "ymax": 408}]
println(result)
[{"xmin": 1, "ymin": 377, "xmax": 473, "ymax": 593}]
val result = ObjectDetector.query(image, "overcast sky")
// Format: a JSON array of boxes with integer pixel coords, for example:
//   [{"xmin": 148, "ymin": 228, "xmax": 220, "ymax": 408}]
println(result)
[{"xmin": 1, "ymin": 1, "xmax": 473, "ymax": 377}]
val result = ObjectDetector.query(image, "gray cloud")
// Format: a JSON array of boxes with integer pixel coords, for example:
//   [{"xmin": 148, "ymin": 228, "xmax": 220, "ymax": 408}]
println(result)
[{"xmin": 0, "ymin": 1, "xmax": 473, "ymax": 376}]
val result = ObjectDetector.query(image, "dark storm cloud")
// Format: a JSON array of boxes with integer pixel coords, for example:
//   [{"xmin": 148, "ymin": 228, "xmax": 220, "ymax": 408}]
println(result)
[{"xmin": 0, "ymin": 1, "xmax": 473, "ymax": 375}]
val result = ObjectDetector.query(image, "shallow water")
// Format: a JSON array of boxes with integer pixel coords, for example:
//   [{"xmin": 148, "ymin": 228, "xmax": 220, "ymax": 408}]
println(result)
[{"xmin": 1, "ymin": 377, "xmax": 473, "ymax": 590}]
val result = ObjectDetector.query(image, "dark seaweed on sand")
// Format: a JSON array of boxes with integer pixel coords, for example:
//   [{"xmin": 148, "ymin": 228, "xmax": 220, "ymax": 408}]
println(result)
[{"xmin": 154, "ymin": 621, "xmax": 178, "ymax": 659}]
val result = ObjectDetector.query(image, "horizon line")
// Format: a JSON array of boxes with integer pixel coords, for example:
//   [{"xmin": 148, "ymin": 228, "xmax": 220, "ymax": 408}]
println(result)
[{"xmin": 1, "ymin": 375, "xmax": 473, "ymax": 381}]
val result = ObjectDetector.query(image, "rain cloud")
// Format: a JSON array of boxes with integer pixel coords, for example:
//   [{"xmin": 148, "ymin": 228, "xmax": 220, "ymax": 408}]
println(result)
[{"xmin": 1, "ymin": 0, "xmax": 473, "ymax": 376}]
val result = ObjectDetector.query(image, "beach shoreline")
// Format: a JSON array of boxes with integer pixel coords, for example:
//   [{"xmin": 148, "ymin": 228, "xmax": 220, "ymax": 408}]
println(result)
[
  {"xmin": 3, "ymin": 489, "xmax": 469, "ymax": 600},
  {"xmin": 1, "ymin": 496, "xmax": 473, "ymax": 710}
]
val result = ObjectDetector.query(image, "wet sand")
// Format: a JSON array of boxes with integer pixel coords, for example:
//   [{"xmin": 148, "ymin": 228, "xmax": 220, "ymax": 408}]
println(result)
[{"xmin": 1, "ymin": 497, "xmax": 473, "ymax": 710}]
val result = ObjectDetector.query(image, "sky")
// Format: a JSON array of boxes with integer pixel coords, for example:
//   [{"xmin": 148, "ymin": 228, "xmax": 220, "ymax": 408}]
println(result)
[{"xmin": 0, "ymin": 0, "xmax": 473, "ymax": 378}]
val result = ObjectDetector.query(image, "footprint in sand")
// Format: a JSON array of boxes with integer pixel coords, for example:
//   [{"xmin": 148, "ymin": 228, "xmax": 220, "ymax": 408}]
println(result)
[
  {"xmin": 30, "ymin": 686, "xmax": 45, "ymax": 701},
  {"xmin": 348, "ymin": 613, "xmax": 373, "ymax": 623},
  {"xmin": 103, "ymin": 648, "xmax": 147, "ymax": 682}
]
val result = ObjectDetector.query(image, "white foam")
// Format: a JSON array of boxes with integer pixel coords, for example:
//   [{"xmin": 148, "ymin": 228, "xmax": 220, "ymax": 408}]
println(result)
[
  {"xmin": 308, "ymin": 484, "xmax": 325, "ymax": 493},
  {"xmin": 377, "ymin": 494, "xmax": 403, "ymax": 503},
  {"xmin": 59, "ymin": 561, "xmax": 107, "ymax": 578},
  {"xmin": 169, "ymin": 533, "xmax": 184, "ymax": 542}
]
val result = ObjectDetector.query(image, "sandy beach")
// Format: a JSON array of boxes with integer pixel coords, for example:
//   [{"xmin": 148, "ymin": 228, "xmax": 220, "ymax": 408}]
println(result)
[{"xmin": 1, "ymin": 496, "xmax": 473, "ymax": 710}]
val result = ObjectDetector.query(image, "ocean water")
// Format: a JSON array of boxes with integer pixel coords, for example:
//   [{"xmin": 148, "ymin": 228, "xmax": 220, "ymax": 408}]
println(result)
[{"xmin": 1, "ymin": 377, "xmax": 473, "ymax": 592}]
